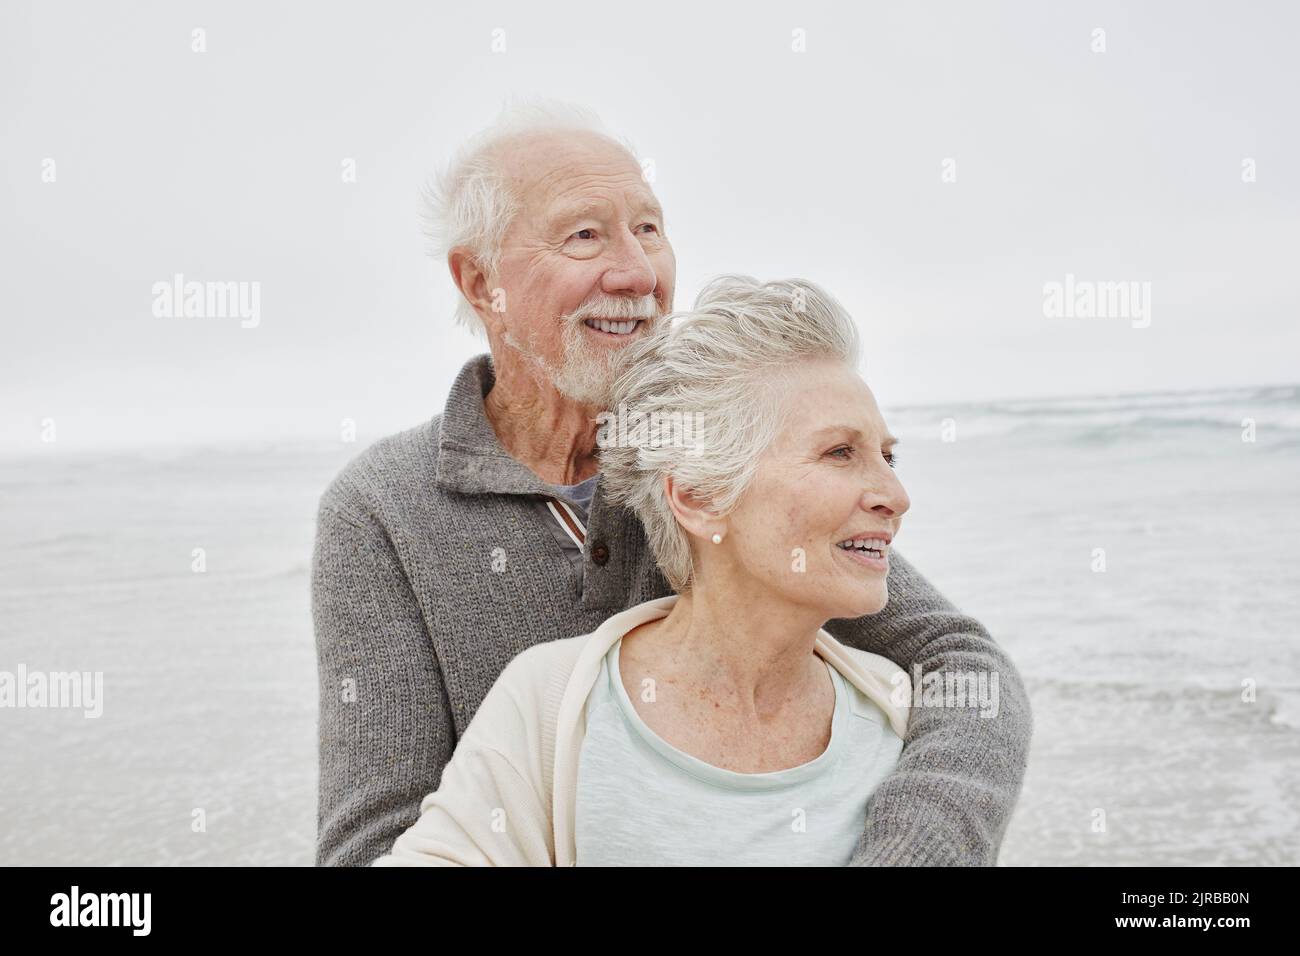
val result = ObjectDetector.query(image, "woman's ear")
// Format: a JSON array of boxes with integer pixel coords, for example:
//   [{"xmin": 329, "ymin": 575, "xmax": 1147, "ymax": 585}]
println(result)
[{"xmin": 663, "ymin": 473, "xmax": 724, "ymax": 543}]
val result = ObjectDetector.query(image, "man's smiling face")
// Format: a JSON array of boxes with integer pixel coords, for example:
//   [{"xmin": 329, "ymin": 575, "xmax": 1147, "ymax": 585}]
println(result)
[{"xmin": 483, "ymin": 129, "xmax": 677, "ymax": 405}]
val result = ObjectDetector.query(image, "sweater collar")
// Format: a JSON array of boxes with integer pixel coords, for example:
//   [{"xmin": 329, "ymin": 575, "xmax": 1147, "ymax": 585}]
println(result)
[
  {"xmin": 434, "ymin": 352, "xmax": 560, "ymax": 498},
  {"xmin": 431, "ymin": 351, "xmax": 643, "ymax": 612}
]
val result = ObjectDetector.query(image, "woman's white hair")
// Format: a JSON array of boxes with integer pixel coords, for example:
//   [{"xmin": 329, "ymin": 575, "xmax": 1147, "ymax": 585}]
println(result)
[
  {"xmin": 422, "ymin": 100, "xmax": 639, "ymax": 336},
  {"xmin": 599, "ymin": 275, "xmax": 862, "ymax": 593}
]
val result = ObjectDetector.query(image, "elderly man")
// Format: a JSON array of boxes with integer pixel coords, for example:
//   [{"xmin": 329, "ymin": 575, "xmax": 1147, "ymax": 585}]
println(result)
[{"xmin": 312, "ymin": 102, "xmax": 1031, "ymax": 866}]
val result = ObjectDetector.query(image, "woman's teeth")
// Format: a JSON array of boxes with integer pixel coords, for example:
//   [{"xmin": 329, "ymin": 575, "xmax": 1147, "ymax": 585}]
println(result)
[{"xmin": 583, "ymin": 318, "xmax": 641, "ymax": 335}]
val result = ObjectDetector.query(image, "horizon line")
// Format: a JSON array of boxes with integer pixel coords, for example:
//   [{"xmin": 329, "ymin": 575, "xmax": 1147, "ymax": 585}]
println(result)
[{"xmin": 882, "ymin": 378, "xmax": 1298, "ymax": 412}]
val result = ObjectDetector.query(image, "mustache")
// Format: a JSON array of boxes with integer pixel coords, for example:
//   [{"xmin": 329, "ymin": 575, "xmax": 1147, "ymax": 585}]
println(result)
[{"xmin": 566, "ymin": 294, "xmax": 661, "ymax": 322}]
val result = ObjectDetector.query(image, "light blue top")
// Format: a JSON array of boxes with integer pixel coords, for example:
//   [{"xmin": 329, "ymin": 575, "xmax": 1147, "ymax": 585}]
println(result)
[
  {"xmin": 574, "ymin": 636, "xmax": 905, "ymax": 866},
  {"xmin": 546, "ymin": 473, "xmax": 599, "ymax": 517}
]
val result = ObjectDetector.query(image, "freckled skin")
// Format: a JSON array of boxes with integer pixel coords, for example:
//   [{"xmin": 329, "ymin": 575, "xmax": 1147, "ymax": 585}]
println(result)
[
  {"xmin": 455, "ymin": 129, "xmax": 678, "ymax": 485},
  {"xmin": 620, "ymin": 360, "xmax": 911, "ymax": 772},
  {"xmin": 459, "ymin": 134, "xmax": 910, "ymax": 773},
  {"xmin": 479, "ymin": 130, "xmax": 676, "ymax": 375},
  {"xmin": 710, "ymin": 359, "xmax": 910, "ymax": 620}
]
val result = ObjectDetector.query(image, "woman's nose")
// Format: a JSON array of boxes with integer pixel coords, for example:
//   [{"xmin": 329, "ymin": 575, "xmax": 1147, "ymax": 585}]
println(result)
[{"xmin": 862, "ymin": 474, "xmax": 910, "ymax": 518}]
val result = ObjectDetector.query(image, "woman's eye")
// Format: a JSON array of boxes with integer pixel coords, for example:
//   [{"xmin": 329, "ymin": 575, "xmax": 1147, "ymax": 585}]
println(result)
[
  {"xmin": 638, "ymin": 223, "xmax": 659, "ymax": 234},
  {"xmin": 828, "ymin": 446, "xmax": 897, "ymax": 468},
  {"xmin": 572, "ymin": 228, "xmax": 596, "ymax": 240}
]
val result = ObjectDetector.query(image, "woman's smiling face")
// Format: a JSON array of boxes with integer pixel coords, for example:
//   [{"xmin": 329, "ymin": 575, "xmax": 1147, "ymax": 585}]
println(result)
[{"xmin": 722, "ymin": 358, "xmax": 910, "ymax": 619}]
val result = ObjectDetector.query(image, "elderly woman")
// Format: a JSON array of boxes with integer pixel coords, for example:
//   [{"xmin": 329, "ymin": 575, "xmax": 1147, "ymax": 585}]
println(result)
[{"xmin": 374, "ymin": 275, "xmax": 913, "ymax": 866}]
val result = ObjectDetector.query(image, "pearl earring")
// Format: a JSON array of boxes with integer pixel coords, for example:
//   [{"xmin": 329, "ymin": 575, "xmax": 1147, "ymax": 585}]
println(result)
[{"xmin": 711, "ymin": 533, "xmax": 722, "ymax": 544}]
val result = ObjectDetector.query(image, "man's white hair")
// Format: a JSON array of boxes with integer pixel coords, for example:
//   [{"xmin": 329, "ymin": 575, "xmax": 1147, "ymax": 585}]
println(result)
[
  {"xmin": 422, "ymin": 100, "xmax": 640, "ymax": 336},
  {"xmin": 599, "ymin": 275, "xmax": 862, "ymax": 593}
]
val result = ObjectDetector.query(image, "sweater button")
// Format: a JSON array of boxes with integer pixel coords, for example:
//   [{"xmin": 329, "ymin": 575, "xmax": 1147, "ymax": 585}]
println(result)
[{"xmin": 590, "ymin": 542, "xmax": 610, "ymax": 566}]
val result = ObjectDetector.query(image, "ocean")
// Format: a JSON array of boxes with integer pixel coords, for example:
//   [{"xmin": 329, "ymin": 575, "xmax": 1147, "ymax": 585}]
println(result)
[{"xmin": 2, "ymin": 383, "xmax": 1297, "ymax": 865}]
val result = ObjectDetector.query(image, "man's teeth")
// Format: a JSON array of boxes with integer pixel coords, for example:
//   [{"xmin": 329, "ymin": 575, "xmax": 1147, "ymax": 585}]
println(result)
[
  {"xmin": 837, "ymin": 538, "xmax": 889, "ymax": 555},
  {"xmin": 583, "ymin": 318, "xmax": 641, "ymax": 334}
]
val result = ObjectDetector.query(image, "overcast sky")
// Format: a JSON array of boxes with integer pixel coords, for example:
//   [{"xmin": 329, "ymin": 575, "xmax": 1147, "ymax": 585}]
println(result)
[{"xmin": 3, "ymin": 0, "xmax": 1297, "ymax": 450}]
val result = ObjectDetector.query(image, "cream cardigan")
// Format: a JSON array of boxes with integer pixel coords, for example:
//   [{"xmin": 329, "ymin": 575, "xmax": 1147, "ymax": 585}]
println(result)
[{"xmin": 372, "ymin": 594, "xmax": 912, "ymax": 867}]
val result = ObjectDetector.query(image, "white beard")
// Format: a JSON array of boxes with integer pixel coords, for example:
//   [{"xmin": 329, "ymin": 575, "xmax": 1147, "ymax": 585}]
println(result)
[
  {"xmin": 501, "ymin": 317, "xmax": 617, "ymax": 408},
  {"xmin": 549, "ymin": 317, "xmax": 620, "ymax": 406},
  {"xmin": 502, "ymin": 292, "xmax": 659, "ymax": 407}
]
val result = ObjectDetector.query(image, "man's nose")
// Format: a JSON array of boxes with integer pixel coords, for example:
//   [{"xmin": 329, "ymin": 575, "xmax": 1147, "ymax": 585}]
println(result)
[{"xmin": 600, "ymin": 226, "xmax": 657, "ymax": 298}]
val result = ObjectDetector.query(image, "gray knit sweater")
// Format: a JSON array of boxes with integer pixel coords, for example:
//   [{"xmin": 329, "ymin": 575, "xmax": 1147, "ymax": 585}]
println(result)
[{"xmin": 312, "ymin": 352, "xmax": 1032, "ymax": 866}]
